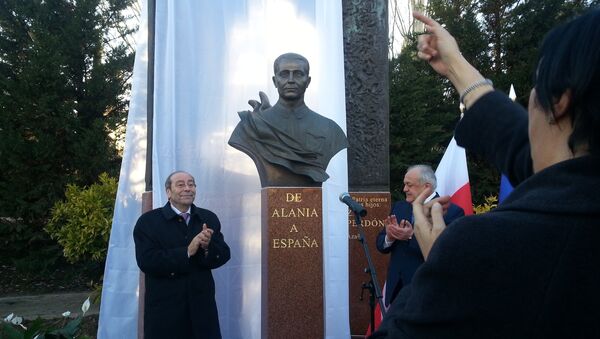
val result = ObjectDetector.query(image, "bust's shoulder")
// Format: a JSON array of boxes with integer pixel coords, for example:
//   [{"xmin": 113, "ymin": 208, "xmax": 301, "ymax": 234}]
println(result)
[{"xmin": 302, "ymin": 107, "xmax": 344, "ymax": 130}]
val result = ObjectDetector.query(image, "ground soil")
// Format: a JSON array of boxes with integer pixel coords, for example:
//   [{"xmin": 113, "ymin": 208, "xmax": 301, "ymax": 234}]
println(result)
[
  {"xmin": 0, "ymin": 261, "xmax": 101, "ymax": 297},
  {"xmin": 1, "ymin": 259, "xmax": 102, "ymax": 337}
]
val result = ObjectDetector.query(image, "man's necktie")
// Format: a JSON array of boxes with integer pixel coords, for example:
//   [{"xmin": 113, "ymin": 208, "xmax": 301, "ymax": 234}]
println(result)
[{"xmin": 180, "ymin": 212, "xmax": 190, "ymax": 225}]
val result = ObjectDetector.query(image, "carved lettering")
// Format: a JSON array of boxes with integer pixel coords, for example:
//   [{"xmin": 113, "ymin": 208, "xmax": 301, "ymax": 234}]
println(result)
[
  {"xmin": 349, "ymin": 219, "xmax": 385, "ymax": 227},
  {"xmin": 272, "ymin": 236, "xmax": 320, "ymax": 249},
  {"xmin": 286, "ymin": 193, "xmax": 302, "ymax": 202},
  {"xmin": 271, "ymin": 208, "xmax": 319, "ymax": 218},
  {"xmin": 290, "ymin": 224, "xmax": 299, "ymax": 232}
]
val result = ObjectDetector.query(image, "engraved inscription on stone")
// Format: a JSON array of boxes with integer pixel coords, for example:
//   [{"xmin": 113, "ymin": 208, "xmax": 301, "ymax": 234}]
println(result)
[
  {"xmin": 270, "ymin": 192, "xmax": 321, "ymax": 249},
  {"xmin": 348, "ymin": 196, "xmax": 387, "ymax": 240}
]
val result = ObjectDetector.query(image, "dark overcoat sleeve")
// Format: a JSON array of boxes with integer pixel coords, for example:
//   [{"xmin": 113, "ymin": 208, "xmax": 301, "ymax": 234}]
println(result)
[
  {"xmin": 455, "ymin": 90, "xmax": 533, "ymax": 186},
  {"xmin": 189, "ymin": 207, "xmax": 231, "ymax": 269}
]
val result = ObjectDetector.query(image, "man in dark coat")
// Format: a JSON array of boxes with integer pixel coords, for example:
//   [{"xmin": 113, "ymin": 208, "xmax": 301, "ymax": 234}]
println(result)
[
  {"xmin": 376, "ymin": 164, "xmax": 464, "ymax": 306},
  {"xmin": 134, "ymin": 171, "xmax": 230, "ymax": 339}
]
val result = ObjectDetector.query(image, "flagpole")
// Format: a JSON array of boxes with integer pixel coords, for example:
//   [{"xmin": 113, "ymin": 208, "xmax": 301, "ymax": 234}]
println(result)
[
  {"xmin": 139, "ymin": 1, "xmax": 155, "ymax": 338},
  {"xmin": 145, "ymin": 0, "xmax": 155, "ymax": 193}
]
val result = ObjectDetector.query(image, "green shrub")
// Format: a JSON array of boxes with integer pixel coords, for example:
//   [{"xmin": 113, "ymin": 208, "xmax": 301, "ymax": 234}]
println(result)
[
  {"xmin": 45, "ymin": 173, "xmax": 117, "ymax": 264},
  {"xmin": 473, "ymin": 195, "xmax": 498, "ymax": 214},
  {"xmin": 0, "ymin": 218, "xmax": 62, "ymax": 273}
]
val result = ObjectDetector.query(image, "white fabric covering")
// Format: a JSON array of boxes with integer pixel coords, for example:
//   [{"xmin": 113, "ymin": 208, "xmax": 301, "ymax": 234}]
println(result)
[{"xmin": 99, "ymin": 1, "xmax": 349, "ymax": 338}]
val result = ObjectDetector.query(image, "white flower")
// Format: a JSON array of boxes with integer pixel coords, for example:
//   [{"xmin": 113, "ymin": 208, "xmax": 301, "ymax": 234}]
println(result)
[
  {"xmin": 11, "ymin": 315, "xmax": 23, "ymax": 325},
  {"xmin": 4, "ymin": 313, "xmax": 14, "ymax": 322},
  {"xmin": 62, "ymin": 311, "xmax": 71, "ymax": 317},
  {"xmin": 81, "ymin": 297, "xmax": 91, "ymax": 314}
]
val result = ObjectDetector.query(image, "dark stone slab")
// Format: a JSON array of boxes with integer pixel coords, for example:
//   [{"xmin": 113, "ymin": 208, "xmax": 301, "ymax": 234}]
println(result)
[
  {"xmin": 347, "ymin": 192, "xmax": 390, "ymax": 334},
  {"xmin": 261, "ymin": 188, "xmax": 324, "ymax": 339},
  {"xmin": 342, "ymin": 0, "xmax": 390, "ymax": 192}
]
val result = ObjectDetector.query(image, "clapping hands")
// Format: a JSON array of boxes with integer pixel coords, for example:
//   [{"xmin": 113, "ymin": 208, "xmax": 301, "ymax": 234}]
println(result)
[
  {"xmin": 188, "ymin": 223, "xmax": 214, "ymax": 257},
  {"xmin": 384, "ymin": 215, "xmax": 414, "ymax": 242}
]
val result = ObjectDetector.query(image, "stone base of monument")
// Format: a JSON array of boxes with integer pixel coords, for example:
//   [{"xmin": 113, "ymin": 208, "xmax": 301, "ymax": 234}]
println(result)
[
  {"xmin": 261, "ymin": 188, "xmax": 324, "ymax": 338},
  {"xmin": 347, "ymin": 192, "xmax": 390, "ymax": 335}
]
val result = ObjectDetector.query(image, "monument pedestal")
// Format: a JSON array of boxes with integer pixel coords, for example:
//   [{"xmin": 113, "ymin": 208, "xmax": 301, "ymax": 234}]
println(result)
[{"xmin": 261, "ymin": 188, "xmax": 324, "ymax": 339}]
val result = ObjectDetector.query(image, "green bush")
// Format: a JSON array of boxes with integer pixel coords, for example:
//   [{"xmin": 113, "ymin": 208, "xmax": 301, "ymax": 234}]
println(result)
[
  {"xmin": 46, "ymin": 173, "xmax": 117, "ymax": 264},
  {"xmin": 473, "ymin": 195, "xmax": 498, "ymax": 214},
  {"xmin": 0, "ymin": 218, "xmax": 62, "ymax": 272}
]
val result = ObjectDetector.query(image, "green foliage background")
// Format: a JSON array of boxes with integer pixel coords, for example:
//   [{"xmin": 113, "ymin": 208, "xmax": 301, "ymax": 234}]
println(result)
[
  {"xmin": 0, "ymin": 0, "xmax": 136, "ymax": 270},
  {"xmin": 46, "ymin": 173, "xmax": 117, "ymax": 264},
  {"xmin": 389, "ymin": 0, "xmax": 598, "ymax": 203},
  {"xmin": 0, "ymin": 0, "xmax": 598, "ymax": 279}
]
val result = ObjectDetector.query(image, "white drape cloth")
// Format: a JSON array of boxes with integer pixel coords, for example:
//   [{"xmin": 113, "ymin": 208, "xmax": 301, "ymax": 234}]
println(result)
[{"xmin": 99, "ymin": 1, "xmax": 349, "ymax": 338}]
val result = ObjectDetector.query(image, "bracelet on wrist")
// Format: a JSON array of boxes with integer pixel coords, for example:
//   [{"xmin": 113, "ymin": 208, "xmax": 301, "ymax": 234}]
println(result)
[{"xmin": 459, "ymin": 78, "xmax": 493, "ymax": 105}]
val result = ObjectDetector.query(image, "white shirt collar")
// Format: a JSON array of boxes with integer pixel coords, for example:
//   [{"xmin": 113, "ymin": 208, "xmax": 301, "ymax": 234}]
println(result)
[
  {"xmin": 170, "ymin": 203, "xmax": 191, "ymax": 215},
  {"xmin": 424, "ymin": 191, "xmax": 437, "ymax": 203}
]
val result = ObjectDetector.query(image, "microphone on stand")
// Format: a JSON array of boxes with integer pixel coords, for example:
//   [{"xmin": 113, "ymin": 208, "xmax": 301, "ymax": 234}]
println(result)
[{"xmin": 339, "ymin": 192, "xmax": 367, "ymax": 217}]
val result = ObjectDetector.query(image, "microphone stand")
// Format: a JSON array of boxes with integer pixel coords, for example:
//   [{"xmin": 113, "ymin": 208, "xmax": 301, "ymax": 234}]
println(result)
[{"xmin": 354, "ymin": 212, "xmax": 386, "ymax": 334}]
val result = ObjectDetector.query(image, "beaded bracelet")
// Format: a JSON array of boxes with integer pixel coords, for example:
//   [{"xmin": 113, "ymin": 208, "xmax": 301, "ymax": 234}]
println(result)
[{"xmin": 459, "ymin": 78, "xmax": 493, "ymax": 105}]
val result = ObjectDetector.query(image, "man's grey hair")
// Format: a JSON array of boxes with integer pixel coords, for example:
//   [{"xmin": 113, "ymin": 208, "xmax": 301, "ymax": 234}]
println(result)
[
  {"xmin": 164, "ymin": 170, "xmax": 194, "ymax": 190},
  {"xmin": 407, "ymin": 164, "xmax": 437, "ymax": 190}
]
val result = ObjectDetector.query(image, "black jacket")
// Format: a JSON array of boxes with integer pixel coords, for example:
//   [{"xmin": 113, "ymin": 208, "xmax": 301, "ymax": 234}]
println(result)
[{"xmin": 372, "ymin": 91, "xmax": 600, "ymax": 338}]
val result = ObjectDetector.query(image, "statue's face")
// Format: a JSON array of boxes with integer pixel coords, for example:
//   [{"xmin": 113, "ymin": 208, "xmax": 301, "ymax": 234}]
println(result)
[{"xmin": 273, "ymin": 58, "xmax": 311, "ymax": 101}]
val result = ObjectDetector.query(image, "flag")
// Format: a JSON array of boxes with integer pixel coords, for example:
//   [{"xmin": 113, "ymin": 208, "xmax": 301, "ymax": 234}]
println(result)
[
  {"xmin": 365, "ymin": 281, "xmax": 387, "ymax": 337},
  {"xmin": 499, "ymin": 174, "xmax": 514, "ymax": 203},
  {"xmin": 365, "ymin": 300, "xmax": 384, "ymax": 337},
  {"xmin": 498, "ymin": 84, "xmax": 516, "ymax": 204},
  {"xmin": 435, "ymin": 137, "xmax": 474, "ymax": 215}
]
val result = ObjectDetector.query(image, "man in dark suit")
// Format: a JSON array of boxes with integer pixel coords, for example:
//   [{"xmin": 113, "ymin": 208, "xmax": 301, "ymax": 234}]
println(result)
[
  {"xmin": 376, "ymin": 164, "xmax": 464, "ymax": 306},
  {"xmin": 133, "ymin": 171, "xmax": 231, "ymax": 339}
]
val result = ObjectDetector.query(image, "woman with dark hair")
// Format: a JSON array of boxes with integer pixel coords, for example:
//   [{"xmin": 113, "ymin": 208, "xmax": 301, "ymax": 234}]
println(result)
[{"xmin": 371, "ymin": 9, "xmax": 600, "ymax": 339}]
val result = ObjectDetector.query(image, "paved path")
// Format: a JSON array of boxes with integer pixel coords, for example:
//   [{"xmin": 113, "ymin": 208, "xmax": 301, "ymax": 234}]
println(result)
[{"xmin": 0, "ymin": 291, "xmax": 99, "ymax": 320}]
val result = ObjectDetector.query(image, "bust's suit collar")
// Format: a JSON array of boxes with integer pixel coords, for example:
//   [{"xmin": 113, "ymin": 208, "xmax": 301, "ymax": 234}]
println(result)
[{"xmin": 273, "ymin": 102, "xmax": 310, "ymax": 119}]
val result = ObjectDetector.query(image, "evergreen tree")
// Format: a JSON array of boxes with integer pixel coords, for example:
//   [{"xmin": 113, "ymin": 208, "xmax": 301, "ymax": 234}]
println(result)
[
  {"xmin": 0, "ymin": 0, "xmax": 136, "ymax": 266},
  {"xmin": 388, "ymin": 0, "xmax": 596, "ymax": 204},
  {"xmin": 389, "ymin": 36, "xmax": 458, "ymax": 199},
  {"xmin": 433, "ymin": 0, "xmax": 509, "ymax": 204},
  {"xmin": 389, "ymin": 0, "xmax": 498, "ymax": 203},
  {"xmin": 504, "ymin": 0, "xmax": 595, "ymax": 106}
]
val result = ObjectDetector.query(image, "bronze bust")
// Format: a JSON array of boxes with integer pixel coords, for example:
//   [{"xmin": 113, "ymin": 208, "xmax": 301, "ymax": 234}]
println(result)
[{"xmin": 228, "ymin": 53, "xmax": 348, "ymax": 187}]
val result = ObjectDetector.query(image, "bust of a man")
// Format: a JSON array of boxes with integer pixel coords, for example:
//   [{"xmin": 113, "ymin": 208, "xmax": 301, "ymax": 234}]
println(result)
[{"xmin": 228, "ymin": 53, "xmax": 348, "ymax": 187}]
